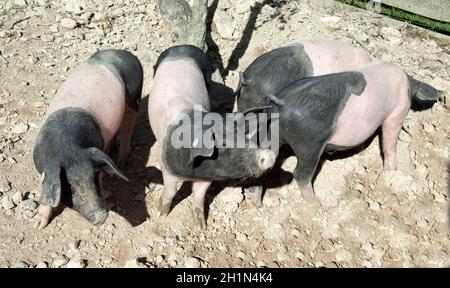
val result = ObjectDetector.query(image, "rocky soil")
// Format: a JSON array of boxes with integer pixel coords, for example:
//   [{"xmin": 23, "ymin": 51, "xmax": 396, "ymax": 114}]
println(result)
[{"xmin": 0, "ymin": 0, "xmax": 449, "ymax": 268}]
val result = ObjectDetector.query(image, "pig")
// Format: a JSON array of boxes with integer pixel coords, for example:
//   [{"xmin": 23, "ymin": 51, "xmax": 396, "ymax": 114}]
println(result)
[
  {"xmin": 33, "ymin": 49, "xmax": 143, "ymax": 229},
  {"xmin": 149, "ymin": 45, "xmax": 276, "ymax": 228},
  {"xmin": 240, "ymin": 61, "xmax": 443, "ymax": 204},
  {"xmin": 235, "ymin": 38, "xmax": 372, "ymax": 206},
  {"xmin": 235, "ymin": 38, "xmax": 371, "ymax": 109}
]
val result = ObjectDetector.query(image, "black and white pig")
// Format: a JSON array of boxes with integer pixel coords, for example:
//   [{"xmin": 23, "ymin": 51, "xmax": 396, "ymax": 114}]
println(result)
[
  {"xmin": 148, "ymin": 45, "xmax": 276, "ymax": 229},
  {"xmin": 240, "ymin": 61, "xmax": 443, "ymax": 205},
  {"xmin": 33, "ymin": 49, "xmax": 143, "ymax": 229}
]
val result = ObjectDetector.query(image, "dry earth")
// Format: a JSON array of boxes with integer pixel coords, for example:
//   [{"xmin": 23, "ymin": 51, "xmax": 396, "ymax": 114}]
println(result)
[{"xmin": 0, "ymin": 0, "xmax": 449, "ymax": 268}]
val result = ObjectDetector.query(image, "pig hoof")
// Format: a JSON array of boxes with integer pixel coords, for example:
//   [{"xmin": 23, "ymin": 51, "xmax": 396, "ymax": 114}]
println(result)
[
  {"xmin": 157, "ymin": 198, "xmax": 171, "ymax": 216},
  {"xmin": 246, "ymin": 193, "xmax": 263, "ymax": 208},
  {"xmin": 34, "ymin": 204, "xmax": 52, "ymax": 230},
  {"xmin": 383, "ymin": 162, "xmax": 397, "ymax": 171},
  {"xmin": 299, "ymin": 185, "xmax": 315, "ymax": 201},
  {"xmin": 192, "ymin": 207, "xmax": 206, "ymax": 230},
  {"xmin": 34, "ymin": 214, "xmax": 50, "ymax": 230}
]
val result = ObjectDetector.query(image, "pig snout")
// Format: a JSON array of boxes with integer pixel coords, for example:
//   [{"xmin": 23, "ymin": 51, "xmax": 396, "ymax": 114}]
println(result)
[
  {"xmin": 74, "ymin": 200, "xmax": 109, "ymax": 226},
  {"xmin": 257, "ymin": 149, "xmax": 276, "ymax": 170},
  {"xmin": 71, "ymin": 185, "xmax": 108, "ymax": 226}
]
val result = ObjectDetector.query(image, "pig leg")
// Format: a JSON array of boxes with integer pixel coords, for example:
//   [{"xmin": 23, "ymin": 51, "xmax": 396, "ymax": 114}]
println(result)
[
  {"xmin": 245, "ymin": 186, "xmax": 263, "ymax": 208},
  {"xmin": 191, "ymin": 180, "xmax": 211, "ymax": 229},
  {"xmin": 158, "ymin": 169, "xmax": 179, "ymax": 216},
  {"xmin": 34, "ymin": 204, "xmax": 52, "ymax": 230},
  {"xmin": 118, "ymin": 105, "xmax": 138, "ymax": 167},
  {"xmin": 290, "ymin": 142, "xmax": 325, "ymax": 200},
  {"xmin": 381, "ymin": 117, "xmax": 403, "ymax": 171}
]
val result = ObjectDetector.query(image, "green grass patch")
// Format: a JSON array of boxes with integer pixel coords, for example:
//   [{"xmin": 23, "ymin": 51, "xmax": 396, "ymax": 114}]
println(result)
[{"xmin": 335, "ymin": 0, "xmax": 450, "ymax": 35}]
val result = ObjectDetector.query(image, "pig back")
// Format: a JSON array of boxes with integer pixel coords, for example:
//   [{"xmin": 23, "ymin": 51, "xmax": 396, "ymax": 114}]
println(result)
[
  {"xmin": 297, "ymin": 38, "xmax": 371, "ymax": 76},
  {"xmin": 149, "ymin": 59, "xmax": 210, "ymax": 142},
  {"xmin": 46, "ymin": 62, "xmax": 126, "ymax": 144}
]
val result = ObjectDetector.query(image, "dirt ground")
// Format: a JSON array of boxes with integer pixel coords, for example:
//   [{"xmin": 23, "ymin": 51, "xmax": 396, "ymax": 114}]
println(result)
[{"xmin": 0, "ymin": 0, "xmax": 449, "ymax": 268}]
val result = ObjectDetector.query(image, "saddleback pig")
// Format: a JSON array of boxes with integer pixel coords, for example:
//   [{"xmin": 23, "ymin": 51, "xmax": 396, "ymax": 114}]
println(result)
[
  {"xmin": 33, "ymin": 49, "xmax": 143, "ymax": 229},
  {"xmin": 149, "ymin": 45, "xmax": 276, "ymax": 229},
  {"xmin": 240, "ymin": 61, "xmax": 443, "ymax": 205}
]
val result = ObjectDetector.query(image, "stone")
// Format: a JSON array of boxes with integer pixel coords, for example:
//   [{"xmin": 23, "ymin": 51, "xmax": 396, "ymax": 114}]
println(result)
[
  {"xmin": 2, "ymin": 196, "xmax": 15, "ymax": 210},
  {"xmin": 184, "ymin": 257, "xmax": 201, "ymax": 268},
  {"xmin": 15, "ymin": 0, "xmax": 27, "ymax": 7},
  {"xmin": 0, "ymin": 181, "xmax": 11, "ymax": 193},
  {"xmin": 19, "ymin": 199, "xmax": 38, "ymax": 210},
  {"xmin": 64, "ymin": 0, "xmax": 85, "ymax": 15},
  {"xmin": 66, "ymin": 259, "xmax": 85, "ymax": 268},
  {"xmin": 35, "ymin": 261, "xmax": 48, "ymax": 268},
  {"xmin": 53, "ymin": 255, "xmax": 69, "ymax": 267},
  {"xmin": 13, "ymin": 261, "xmax": 29, "ymax": 268},
  {"xmin": 12, "ymin": 122, "xmax": 28, "ymax": 134},
  {"xmin": 218, "ymin": 188, "xmax": 243, "ymax": 204},
  {"xmin": 214, "ymin": 12, "xmax": 235, "ymax": 40},
  {"xmin": 335, "ymin": 249, "xmax": 353, "ymax": 262},
  {"xmin": 139, "ymin": 244, "xmax": 153, "ymax": 254},
  {"xmin": 69, "ymin": 240, "xmax": 81, "ymax": 250},
  {"xmin": 60, "ymin": 18, "xmax": 78, "ymax": 29}
]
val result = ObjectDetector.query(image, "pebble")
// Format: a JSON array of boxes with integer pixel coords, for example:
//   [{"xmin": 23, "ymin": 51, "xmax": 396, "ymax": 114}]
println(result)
[
  {"xmin": 60, "ymin": 18, "xmax": 78, "ymax": 29},
  {"xmin": 53, "ymin": 255, "xmax": 69, "ymax": 267},
  {"xmin": 223, "ymin": 201, "xmax": 238, "ymax": 213},
  {"xmin": 35, "ymin": 261, "xmax": 48, "ymax": 268},
  {"xmin": 13, "ymin": 261, "xmax": 29, "ymax": 268},
  {"xmin": 15, "ymin": 0, "xmax": 27, "ymax": 7},
  {"xmin": 236, "ymin": 251, "xmax": 246, "ymax": 260},
  {"xmin": 0, "ymin": 181, "xmax": 11, "ymax": 193},
  {"xmin": 218, "ymin": 188, "xmax": 243, "ymax": 204},
  {"xmin": 124, "ymin": 259, "xmax": 139, "ymax": 268},
  {"xmin": 19, "ymin": 199, "xmax": 38, "ymax": 210},
  {"xmin": 8, "ymin": 157, "xmax": 16, "ymax": 164},
  {"xmin": 380, "ymin": 27, "xmax": 401, "ymax": 39},
  {"xmin": 184, "ymin": 257, "xmax": 201, "ymax": 268},
  {"xmin": 139, "ymin": 244, "xmax": 153, "ymax": 254},
  {"xmin": 11, "ymin": 191, "xmax": 23, "ymax": 205},
  {"xmin": 335, "ymin": 249, "xmax": 353, "ymax": 262},
  {"xmin": 291, "ymin": 228, "xmax": 301, "ymax": 238},
  {"xmin": 64, "ymin": 0, "xmax": 84, "ymax": 15},
  {"xmin": 66, "ymin": 259, "xmax": 85, "ymax": 268},
  {"xmin": 321, "ymin": 16, "xmax": 340, "ymax": 23},
  {"xmin": 2, "ymin": 196, "xmax": 15, "ymax": 210},
  {"xmin": 11, "ymin": 191, "xmax": 23, "ymax": 204},
  {"xmin": 69, "ymin": 240, "xmax": 81, "ymax": 250},
  {"xmin": 214, "ymin": 11, "xmax": 235, "ymax": 40},
  {"xmin": 12, "ymin": 122, "xmax": 28, "ymax": 134}
]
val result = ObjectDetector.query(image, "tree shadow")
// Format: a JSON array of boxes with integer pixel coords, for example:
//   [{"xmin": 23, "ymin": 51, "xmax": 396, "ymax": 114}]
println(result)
[{"xmin": 206, "ymin": 0, "xmax": 291, "ymax": 81}]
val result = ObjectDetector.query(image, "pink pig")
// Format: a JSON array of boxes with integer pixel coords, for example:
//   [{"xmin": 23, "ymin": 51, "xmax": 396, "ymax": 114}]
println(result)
[{"xmin": 33, "ymin": 49, "xmax": 143, "ymax": 229}]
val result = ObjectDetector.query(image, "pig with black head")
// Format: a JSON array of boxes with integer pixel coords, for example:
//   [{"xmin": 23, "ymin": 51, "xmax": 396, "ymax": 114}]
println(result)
[
  {"xmin": 149, "ymin": 45, "xmax": 276, "ymax": 228},
  {"xmin": 240, "ymin": 61, "xmax": 443, "ymax": 204},
  {"xmin": 235, "ymin": 38, "xmax": 373, "ymax": 206},
  {"xmin": 33, "ymin": 49, "xmax": 143, "ymax": 229}
]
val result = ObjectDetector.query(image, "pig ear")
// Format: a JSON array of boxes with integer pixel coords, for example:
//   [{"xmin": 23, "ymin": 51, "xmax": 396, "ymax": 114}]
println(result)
[
  {"xmin": 188, "ymin": 125, "xmax": 215, "ymax": 165},
  {"xmin": 41, "ymin": 164, "xmax": 62, "ymax": 208},
  {"xmin": 86, "ymin": 147, "xmax": 129, "ymax": 182}
]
